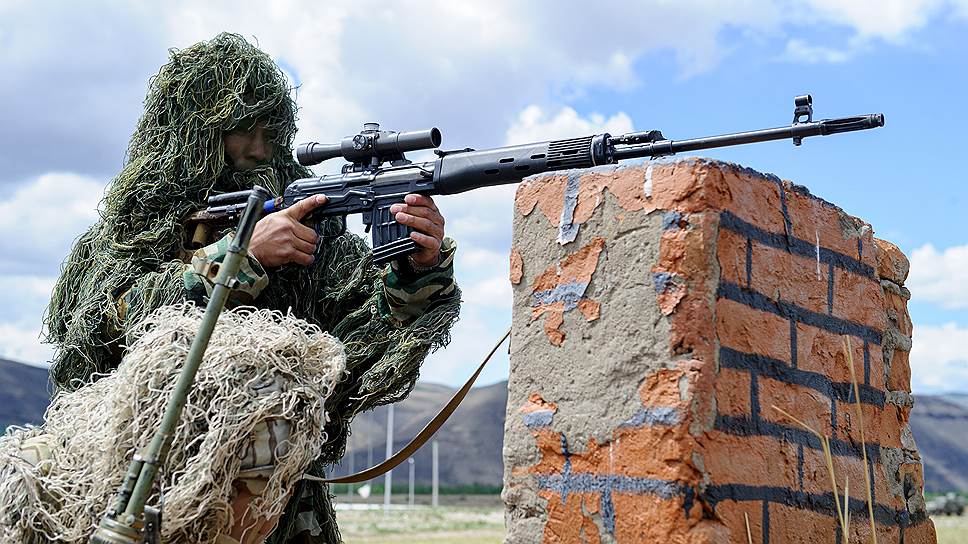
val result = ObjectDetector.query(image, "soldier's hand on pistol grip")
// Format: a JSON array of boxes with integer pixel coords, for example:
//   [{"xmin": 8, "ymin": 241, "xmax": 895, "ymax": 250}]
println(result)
[
  {"xmin": 249, "ymin": 195, "xmax": 327, "ymax": 268},
  {"xmin": 390, "ymin": 194, "xmax": 446, "ymax": 268}
]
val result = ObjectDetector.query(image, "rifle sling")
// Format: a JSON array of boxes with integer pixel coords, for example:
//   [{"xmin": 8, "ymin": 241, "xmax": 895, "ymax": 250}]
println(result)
[{"xmin": 305, "ymin": 327, "xmax": 511, "ymax": 485}]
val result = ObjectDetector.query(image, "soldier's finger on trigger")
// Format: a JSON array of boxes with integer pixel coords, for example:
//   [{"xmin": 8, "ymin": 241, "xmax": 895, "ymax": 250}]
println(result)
[{"xmin": 286, "ymin": 194, "xmax": 327, "ymax": 221}]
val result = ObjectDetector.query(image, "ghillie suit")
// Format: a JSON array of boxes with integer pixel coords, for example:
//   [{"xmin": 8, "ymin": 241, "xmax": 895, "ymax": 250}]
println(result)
[
  {"xmin": 42, "ymin": 33, "xmax": 460, "ymax": 542},
  {"xmin": 1, "ymin": 305, "xmax": 346, "ymax": 543}
]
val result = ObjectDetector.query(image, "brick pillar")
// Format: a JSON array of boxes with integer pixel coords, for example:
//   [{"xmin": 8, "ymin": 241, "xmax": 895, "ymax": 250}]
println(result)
[{"xmin": 502, "ymin": 159, "xmax": 936, "ymax": 543}]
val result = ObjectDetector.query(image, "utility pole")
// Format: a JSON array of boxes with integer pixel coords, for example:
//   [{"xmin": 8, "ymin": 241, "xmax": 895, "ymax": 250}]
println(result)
[
  {"xmin": 408, "ymin": 457, "xmax": 415, "ymax": 507},
  {"xmin": 383, "ymin": 404, "xmax": 394, "ymax": 513},
  {"xmin": 367, "ymin": 411, "xmax": 373, "ymax": 473},
  {"xmin": 432, "ymin": 440, "xmax": 439, "ymax": 508},
  {"xmin": 346, "ymin": 433, "xmax": 354, "ymax": 498}
]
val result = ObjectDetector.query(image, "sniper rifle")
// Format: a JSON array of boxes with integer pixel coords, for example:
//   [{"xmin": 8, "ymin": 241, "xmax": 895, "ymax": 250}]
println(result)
[{"xmin": 191, "ymin": 94, "xmax": 884, "ymax": 265}]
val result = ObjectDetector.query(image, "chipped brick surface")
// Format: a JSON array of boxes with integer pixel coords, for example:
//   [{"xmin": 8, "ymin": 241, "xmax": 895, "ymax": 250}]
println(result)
[{"xmin": 504, "ymin": 159, "xmax": 934, "ymax": 543}]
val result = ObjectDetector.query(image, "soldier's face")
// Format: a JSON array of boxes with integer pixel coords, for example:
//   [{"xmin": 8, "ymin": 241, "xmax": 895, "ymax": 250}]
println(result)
[{"xmin": 223, "ymin": 120, "xmax": 275, "ymax": 171}]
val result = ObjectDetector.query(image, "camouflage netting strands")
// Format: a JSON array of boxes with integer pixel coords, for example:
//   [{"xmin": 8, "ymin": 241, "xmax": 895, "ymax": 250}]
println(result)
[
  {"xmin": 0, "ymin": 304, "xmax": 346, "ymax": 543},
  {"xmin": 41, "ymin": 32, "xmax": 460, "ymax": 543},
  {"xmin": 44, "ymin": 32, "xmax": 306, "ymax": 388}
]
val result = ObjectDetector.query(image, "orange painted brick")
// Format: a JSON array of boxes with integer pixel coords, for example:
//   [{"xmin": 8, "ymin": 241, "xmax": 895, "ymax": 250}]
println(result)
[
  {"xmin": 714, "ymin": 368, "xmax": 752, "ymax": 417},
  {"xmin": 760, "ymin": 376, "xmax": 834, "ymax": 437},
  {"xmin": 710, "ymin": 499, "xmax": 764, "ymax": 544},
  {"xmin": 539, "ymin": 491, "xmax": 602, "ymax": 544},
  {"xmin": 782, "ymin": 185, "xmax": 878, "ymax": 272},
  {"xmin": 612, "ymin": 493, "xmax": 692, "ymax": 543},
  {"xmin": 887, "ymin": 348, "xmax": 912, "ymax": 393},
  {"xmin": 794, "ymin": 324, "xmax": 873, "ymax": 386},
  {"xmin": 716, "ymin": 298, "xmax": 792, "ymax": 364},
  {"xmin": 716, "ymin": 228, "xmax": 884, "ymax": 329},
  {"xmin": 666, "ymin": 213, "xmax": 719, "ymax": 362},
  {"xmin": 703, "ymin": 433, "xmax": 799, "ymax": 489}
]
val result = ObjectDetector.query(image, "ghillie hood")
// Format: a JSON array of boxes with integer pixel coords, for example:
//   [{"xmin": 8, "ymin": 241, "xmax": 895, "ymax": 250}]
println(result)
[{"xmin": 44, "ymin": 32, "xmax": 311, "ymax": 387}]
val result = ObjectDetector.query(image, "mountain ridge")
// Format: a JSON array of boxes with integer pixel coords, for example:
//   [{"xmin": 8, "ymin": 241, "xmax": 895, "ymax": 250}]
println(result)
[{"xmin": 1, "ymin": 358, "xmax": 964, "ymax": 492}]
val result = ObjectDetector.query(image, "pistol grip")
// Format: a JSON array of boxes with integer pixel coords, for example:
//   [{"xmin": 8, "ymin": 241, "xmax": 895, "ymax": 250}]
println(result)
[{"xmin": 371, "ymin": 201, "xmax": 418, "ymax": 265}]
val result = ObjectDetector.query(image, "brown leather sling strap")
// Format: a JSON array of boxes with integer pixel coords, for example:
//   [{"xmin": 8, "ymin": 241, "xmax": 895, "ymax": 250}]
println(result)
[{"xmin": 305, "ymin": 327, "xmax": 511, "ymax": 484}]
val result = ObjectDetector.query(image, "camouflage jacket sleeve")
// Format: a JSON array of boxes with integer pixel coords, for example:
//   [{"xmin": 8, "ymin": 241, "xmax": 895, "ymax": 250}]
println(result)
[
  {"xmin": 182, "ymin": 231, "xmax": 269, "ymax": 305},
  {"xmin": 376, "ymin": 237, "xmax": 458, "ymax": 327},
  {"xmin": 114, "ymin": 232, "xmax": 268, "ymax": 328}
]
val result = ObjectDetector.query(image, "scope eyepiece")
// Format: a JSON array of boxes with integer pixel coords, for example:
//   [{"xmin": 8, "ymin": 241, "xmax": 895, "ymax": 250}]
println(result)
[{"xmin": 296, "ymin": 124, "xmax": 442, "ymax": 166}]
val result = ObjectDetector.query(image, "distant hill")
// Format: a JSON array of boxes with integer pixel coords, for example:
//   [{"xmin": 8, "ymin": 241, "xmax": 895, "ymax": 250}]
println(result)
[
  {"xmin": 0, "ymin": 358, "xmax": 964, "ymax": 492},
  {"xmin": 908, "ymin": 394, "xmax": 968, "ymax": 493},
  {"xmin": 0, "ymin": 358, "xmax": 50, "ymax": 430}
]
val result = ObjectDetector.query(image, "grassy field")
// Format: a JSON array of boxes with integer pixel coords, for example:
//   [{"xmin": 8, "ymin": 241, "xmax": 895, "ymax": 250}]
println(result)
[
  {"xmin": 935, "ymin": 514, "xmax": 968, "ymax": 544},
  {"xmin": 337, "ymin": 504, "xmax": 503, "ymax": 544},
  {"xmin": 336, "ymin": 500, "xmax": 967, "ymax": 543}
]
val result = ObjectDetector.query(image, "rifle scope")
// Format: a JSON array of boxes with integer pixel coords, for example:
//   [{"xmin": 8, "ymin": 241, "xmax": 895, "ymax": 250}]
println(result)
[{"xmin": 297, "ymin": 123, "xmax": 441, "ymax": 166}]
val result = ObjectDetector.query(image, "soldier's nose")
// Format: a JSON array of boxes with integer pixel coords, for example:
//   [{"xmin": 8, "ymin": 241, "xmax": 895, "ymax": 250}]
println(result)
[{"xmin": 247, "ymin": 125, "xmax": 270, "ymax": 162}]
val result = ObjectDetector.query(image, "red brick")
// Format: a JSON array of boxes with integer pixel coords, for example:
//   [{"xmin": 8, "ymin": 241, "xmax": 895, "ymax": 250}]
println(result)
[
  {"xmin": 716, "ymin": 228, "xmax": 884, "ymax": 330},
  {"xmin": 783, "ymin": 185, "xmax": 878, "ymax": 272},
  {"xmin": 767, "ymin": 503, "xmax": 840, "ymax": 544},
  {"xmin": 716, "ymin": 298, "xmax": 792, "ymax": 364},
  {"xmin": 760, "ymin": 377, "xmax": 834, "ymax": 437},
  {"xmin": 703, "ymin": 434, "xmax": 799, "ymax": 489},
  {"xmin": 794, "ymin": 324, "xmax": 876, "ymax": 386},
  {"xmin": 874, "ymin": 238, "xmax": 910, "ymax": 285},
  {"xmin": 798, "ymin": 446, "xmax": 895, "ymax": 506},
  {"xmin": 883, "ymin": 287, "xmax": 913, "ymax": 337},
  {"xmin": 712, "ymin": 163, "xmax": 788, "ymax": 233},
  {"xmin": 715, "ymin": 368, "xmax": 752, "ymax": 417},
  {"xmin": 887, "ymin": 348, "xmax": 912, "ymax": 393},
  {"xmin": 710, "ymin": 499, "xmax": 765, "ymax": 544},
  {"xmin": 836, "ymin": 401, "xmax": 904, "ymax": 449}
]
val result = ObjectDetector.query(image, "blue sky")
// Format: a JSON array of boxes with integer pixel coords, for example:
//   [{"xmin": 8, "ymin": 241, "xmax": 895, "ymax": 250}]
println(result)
[{"xmin": 0, "ymin": 0, "xmax": 966, "ymax": 394}]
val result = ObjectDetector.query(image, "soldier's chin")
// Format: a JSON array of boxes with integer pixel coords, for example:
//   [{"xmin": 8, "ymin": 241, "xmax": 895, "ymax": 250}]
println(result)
[{"xmin": 217, "ymin": 164, "xmax": 275, "ymax": 191}]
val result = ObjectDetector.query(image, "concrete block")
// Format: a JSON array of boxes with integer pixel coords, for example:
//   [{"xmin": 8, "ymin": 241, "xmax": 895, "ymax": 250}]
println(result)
[{"xmin": 503, "ymin": 159, "xmax": 935, "ymax": 543}]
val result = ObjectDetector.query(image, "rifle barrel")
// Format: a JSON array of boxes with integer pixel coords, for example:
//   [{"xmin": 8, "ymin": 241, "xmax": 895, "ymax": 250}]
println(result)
[{"xmin": 611, "ymin": 114, "xmax": 884, "ymax": 161}]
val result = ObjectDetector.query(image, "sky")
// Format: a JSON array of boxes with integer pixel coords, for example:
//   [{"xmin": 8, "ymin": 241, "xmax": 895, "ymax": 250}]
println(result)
[{"xmin": 0, "ymin": 0, "xmax": 966, "ymax": 394}]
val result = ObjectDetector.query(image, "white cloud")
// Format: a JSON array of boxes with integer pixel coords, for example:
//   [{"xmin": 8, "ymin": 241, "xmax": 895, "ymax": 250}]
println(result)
[
  {"xmin": 800, "ymin": 0, "xmax": 946, "ymax": 41},
  {"xmin": 907, "ymin": 243, "xmax": 968, "ymax": 309},
  {"xmin": 782, "ymin": 38, "xmax": 854, "ymax": 64},
  {"xmin": 911, "ymin": 323, "xmax": 968, "ymax": 394},
  {"xmin": 0, "ymin": 172, "xmax": 104, "ymax": 275},
  {"xmin": 3, "ymin": 0, "xmax": 968, "ymax": 384},
  {"xmin": 505, "ymin": 106, "xmax": 635, "ymax": 146},
  {"xmin": 0, "ymin": 322, "xmax": 51, "ymax": 366}
]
